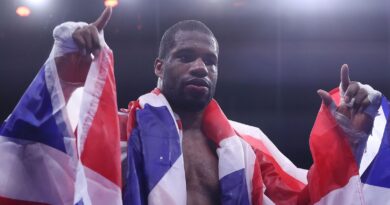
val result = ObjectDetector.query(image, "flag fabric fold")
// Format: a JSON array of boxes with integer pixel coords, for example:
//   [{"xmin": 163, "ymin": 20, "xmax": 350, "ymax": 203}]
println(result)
[
  {"xmin": 360, "ymin": 96, "xmax": 390, "ymax": 204},
  {"xmin": 306, "ymin": 88, "xmax": 364, "ymax": 205},
  {"xmin": 308, "ymin": 88, "xmax": 390, "ymax": 205},
  {"xmin": 0, "ymin": 41, "xmax": 122, "ymax": 204}
]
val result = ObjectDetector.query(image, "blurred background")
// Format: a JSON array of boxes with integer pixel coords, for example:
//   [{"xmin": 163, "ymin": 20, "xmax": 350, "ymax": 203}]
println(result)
[{"xmin": 1, "ymin": 0, "xmax": 389, "ymax": 169}]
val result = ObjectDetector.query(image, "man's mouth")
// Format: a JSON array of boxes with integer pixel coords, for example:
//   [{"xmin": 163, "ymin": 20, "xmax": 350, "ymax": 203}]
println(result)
[
  {"xmin": 183, "ymin": 78, "xmax": 210, "ymax": 94},
  {"xmin": 185, "ymin": 78, "xmax": 209, "ymax": 88}
]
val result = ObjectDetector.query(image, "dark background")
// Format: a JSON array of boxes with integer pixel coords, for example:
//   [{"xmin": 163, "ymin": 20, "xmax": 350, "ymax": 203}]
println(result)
[{"xmin": 1, "ymin": 0, "xmax": 389, "ymax": 169}]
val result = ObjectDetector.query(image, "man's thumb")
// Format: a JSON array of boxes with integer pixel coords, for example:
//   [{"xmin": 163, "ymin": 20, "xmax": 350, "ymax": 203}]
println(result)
[
  {"xmin": 92, "ymin": 7, "xmax": 112, "ymax": 31},
  {"xmin": 317, "ymin": 89, "xmax": 334, "ymax": 107}
]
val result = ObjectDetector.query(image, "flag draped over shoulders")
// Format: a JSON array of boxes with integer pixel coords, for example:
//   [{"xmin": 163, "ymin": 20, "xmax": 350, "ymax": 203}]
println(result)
[
  {"xmin": 0, "ymin": 22, "xmax": 122, "ymax": 205},
  {"xmin": 123, "ymin": 88, "xmax": 389, "ymax": 205}
]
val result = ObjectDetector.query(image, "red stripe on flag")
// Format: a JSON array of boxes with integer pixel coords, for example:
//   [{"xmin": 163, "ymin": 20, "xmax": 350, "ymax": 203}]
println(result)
[
  {"xmin": 251, "ymin": 156, "xmax": 263, "ymax": 205},
  {"xmin": 202, "ymin": 99, "xmax": 236, "ymax": 145},
  {"xmin": 151, "ymin": 88, "xmax": 161, "ymax": 95},
  {"xmin": 0, "ymin": 196, "xmax": 48, "ymax": 205},
  {"xmin": 240, "ymin": 133, "xmax": 306, "ymax": 203},
  {"xmin": 126, "ymin": 100, "xmax": 140, "ymax": 141},
  {"xmin": 240, "ymin": 133, "xmax": 306, "ymax": 192},
  {"xmin": 80, "ymin": 51, "xmax": 122, "ymax": 187}
]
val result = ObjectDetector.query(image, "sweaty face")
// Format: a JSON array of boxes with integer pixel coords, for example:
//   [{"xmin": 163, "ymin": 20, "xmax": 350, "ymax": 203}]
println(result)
[{"xmin": 160, "ymin": 30, "xmax": 219, "ymax": 112}]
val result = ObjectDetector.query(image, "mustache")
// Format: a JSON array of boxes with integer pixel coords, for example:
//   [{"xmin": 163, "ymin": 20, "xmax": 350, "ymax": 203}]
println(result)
[{"xmin": 182, "ymin": 78, "xmax": 211, "ymax": 88}]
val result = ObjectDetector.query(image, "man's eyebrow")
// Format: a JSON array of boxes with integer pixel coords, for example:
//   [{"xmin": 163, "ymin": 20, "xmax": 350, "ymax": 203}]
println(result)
[
  {"xmin": 174, "ymin": 48, "xmax": 217, "ymax": 57},
  {"xmin": 205, "ymin": 53, "xmax": 218, "ymax": 59},
  {"xmin": 173, "ymin": 48, "xmax": 195, "ymax": 55}
]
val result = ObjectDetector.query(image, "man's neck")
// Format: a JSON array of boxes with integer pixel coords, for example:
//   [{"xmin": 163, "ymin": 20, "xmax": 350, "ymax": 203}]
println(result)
[{"xmin": 174, "ymin": 108, "xmax": 205, "ymax": 130}]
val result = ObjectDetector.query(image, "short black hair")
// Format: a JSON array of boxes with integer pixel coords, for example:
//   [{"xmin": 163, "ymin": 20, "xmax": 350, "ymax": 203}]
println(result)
[{"xmin": 158, "ymin": 20, "xmax": 218, "ymax": 59}]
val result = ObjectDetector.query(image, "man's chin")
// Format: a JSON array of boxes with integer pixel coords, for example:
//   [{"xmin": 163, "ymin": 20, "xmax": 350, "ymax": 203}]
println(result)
[
  {"xmin": 173, "ymin": 97, "xmax": 211, "ymax": 112},
  {"xmin": 163, "ymin": 88, "xmax": 214, "ymax": 112}
]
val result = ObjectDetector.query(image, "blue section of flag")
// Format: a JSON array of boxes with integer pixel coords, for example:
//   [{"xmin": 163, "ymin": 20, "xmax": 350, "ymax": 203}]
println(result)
[
  {"xmin": 124, "ymin": 127, "xmax": 147, "ymax": 205},
  {"xmin": 361, "ymin": 97, "xmax": 390, "ymax": 188},
  {"xmin": 136, "ymin": 104, "xmax": 181, "ymax": 193},
  {"xmin": 124, "ymin": 103, "xmax": 182, "ymax": 204},
  {"xmin": 75, "ymin": 199, "xmax": 84, "ymax": 205},
  {"xmin": 220, "ymin": 169, "xmax": 250, "ymax": 205},
  {"xmin": 0, "ymin": 68, "xmax": 66, "ymax": 152}
]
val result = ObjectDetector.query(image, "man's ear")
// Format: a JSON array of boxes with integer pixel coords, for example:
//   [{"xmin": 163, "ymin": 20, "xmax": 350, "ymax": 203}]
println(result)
[{"xmin": 154, "ymin": 58, "xmax": 164, "ymax": 78}]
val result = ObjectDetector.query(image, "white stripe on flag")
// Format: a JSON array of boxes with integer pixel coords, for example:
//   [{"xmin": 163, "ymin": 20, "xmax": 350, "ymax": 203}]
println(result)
[
  {"xmin": 74, "ymin": 161, "xmax": 91, "ymax": 205},
  {"xmin": 263, "ymin": 194, "xmax": 276, "ymax": 205},
  {"xmin": 77, "ymin": 55, "xmax": 109, "ymax": 156},
  {"xmin": 360, "ymin": 105, "xmax": 386, "ymax": 175},
  {"xmin": 230, "ymin": 120, "xmax": 308, "ymax": 184},
  {"xmin": 239, "ymin": 137, "xmax": 257, "ymax": 205},
  {"xmin": 217, "ymin": 136, "xmax": 246, "ymax": 179},
  {"xmin": 148, "ymin": 155, "xmax": 187, "ymax": 205},
  {"xmin": 314, "ymin": 175, "xmax": 364, "ymax": 205},
  {"xmin": 0, "ymin": 136, "xmax": 76, "ymax": 205},
  {"xmin": 83, "ymin": 165, "xmax": 123, "ymax": 205},
  {"xmin": 362, "ymin": 183, "xmax": 390, "ymax": 205}
]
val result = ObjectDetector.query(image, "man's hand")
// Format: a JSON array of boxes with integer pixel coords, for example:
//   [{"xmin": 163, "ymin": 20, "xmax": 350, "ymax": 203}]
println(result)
[
  {"xmin": 317, "ymin": 64, "xmax": 382, "ymax": 164},
  {"xmin": 56, "ymin": 7, "xmax": 112, "ymax": 83},
  {"xmin": 317, "ymin": 64, "xmax": 381, "ymax": 134},
  {"xmin": 72, "ymin": 7, "xmax": 112, "ymax": 57}
]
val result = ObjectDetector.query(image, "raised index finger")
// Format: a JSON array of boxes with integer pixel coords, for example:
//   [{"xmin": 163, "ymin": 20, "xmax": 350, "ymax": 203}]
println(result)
[
  {"xmin": 92, "ymin": 7, "xmax": 112, "ymax": 31},
  {"xmin": 340, "ymin": 64, "xmax": 350, "ymax": 92}
]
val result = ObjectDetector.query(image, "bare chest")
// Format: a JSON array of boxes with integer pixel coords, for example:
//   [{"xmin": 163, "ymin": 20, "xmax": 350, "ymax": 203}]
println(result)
[{"xmin": 182, "ymin": 130, "xmax": 220, "ymax": 205}]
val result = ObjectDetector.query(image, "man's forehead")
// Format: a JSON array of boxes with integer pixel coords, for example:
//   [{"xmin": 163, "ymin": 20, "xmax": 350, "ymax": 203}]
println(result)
[{"xmin": 173, "ymin": 30, "xmax": 218, "ymax": 52}]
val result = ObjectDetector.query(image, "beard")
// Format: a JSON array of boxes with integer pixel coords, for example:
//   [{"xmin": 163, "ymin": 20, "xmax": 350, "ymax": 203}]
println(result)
[{"xmin": 163, "ymin": 84, "xmax": 216, "ymax": 112}]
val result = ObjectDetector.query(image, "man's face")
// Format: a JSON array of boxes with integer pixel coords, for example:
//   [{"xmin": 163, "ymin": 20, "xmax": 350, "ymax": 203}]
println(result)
[{"xmin": 158, "ymin": 30, "xmax": 219, "ymax": 112}]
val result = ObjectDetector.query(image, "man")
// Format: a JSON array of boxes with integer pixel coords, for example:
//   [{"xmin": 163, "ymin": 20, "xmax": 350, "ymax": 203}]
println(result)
[{"xmin": 0, "ymin": 7, "xmax": 384, "ymax": 205}]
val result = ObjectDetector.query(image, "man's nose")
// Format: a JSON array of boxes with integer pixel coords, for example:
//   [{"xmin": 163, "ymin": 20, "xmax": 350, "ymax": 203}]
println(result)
[{"xmin": 190, "ymin": 58, "xmax": 208, "ymax": 77}]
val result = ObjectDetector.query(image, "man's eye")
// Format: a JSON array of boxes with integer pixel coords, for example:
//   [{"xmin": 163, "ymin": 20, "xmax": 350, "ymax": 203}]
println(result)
[
  {"xmin": 178, "ymin": 54, "xmax": 195, "ymax": 63},
  {"xmin": 204, "ymin": 58, "xmax": 217, "ymax": 66}
]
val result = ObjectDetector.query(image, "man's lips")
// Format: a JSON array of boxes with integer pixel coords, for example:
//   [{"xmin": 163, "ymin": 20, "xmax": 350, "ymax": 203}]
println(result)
[
  {"xmin": 184, "ymin": 78, "xmax": 210, "ymax": 88},
  {"xmin": 183, "ymin": 78, "xmax": 210, "ymax": 94}
]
